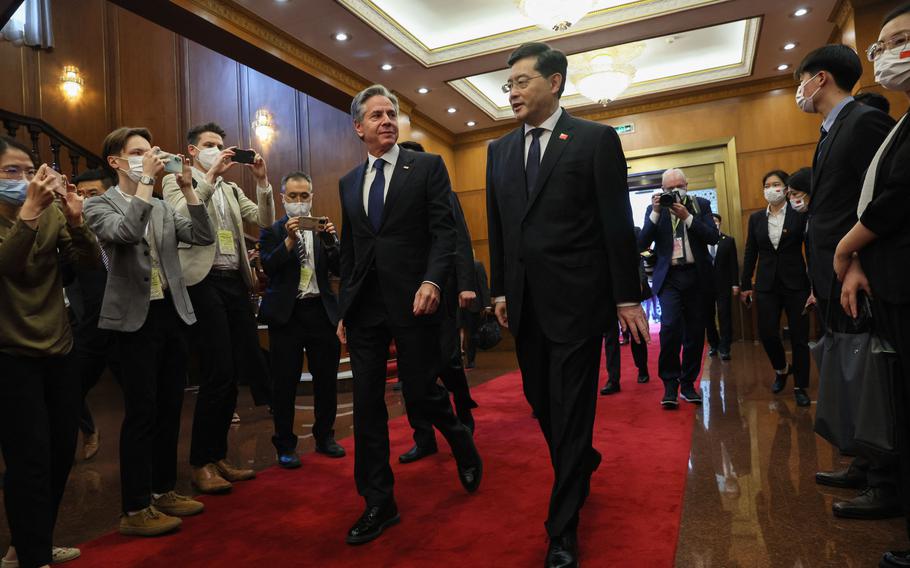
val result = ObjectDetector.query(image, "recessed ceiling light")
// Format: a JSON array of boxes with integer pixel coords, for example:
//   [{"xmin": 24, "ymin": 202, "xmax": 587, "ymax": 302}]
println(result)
[
  {"xmin": 417, "ymin": 87, "xmax": 430, "ymax": 94},
  {"xmin": 793, "ymin": 8, "xmax": 809, "ymax": 17},
  {"xmin": 333, "ymin": 32, "xmax": 349, "ymax": 41},
  {"xmin": 466, "ymin": 121, "xmax": 476, "ymax": 127},
  {"xmin": 380, "ymin": 63, "xmax": 393, "ymax": 71},
  {"xmin": 783, "ymin": 42, "xmax": 797, "ymax": 50},
  {"xmin": 777, "ymin": 64, "xmax": 790, "ymax": 71},
  {"xmin": 447, "ymin": 107, "xmax": 457, "ymax": 114}
]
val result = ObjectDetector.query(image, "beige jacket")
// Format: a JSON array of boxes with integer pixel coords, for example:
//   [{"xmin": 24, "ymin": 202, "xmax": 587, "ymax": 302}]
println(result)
[{"xmin": 162, "ymin": 167, "xmax": 275, "ymax": 288}]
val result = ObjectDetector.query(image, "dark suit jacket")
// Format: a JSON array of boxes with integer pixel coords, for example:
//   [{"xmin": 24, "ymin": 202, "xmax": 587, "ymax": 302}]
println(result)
[
  {"xmin": 486, "ymin": 110, "xmax": 641, "ymax": 343},
  {"xmin": 639, "ymin": 196, "xmax": 719, "ymax": 295},
  {"xmin": 467, "ymin": 260, "xmax": 491, "ymax": 313},
  {"xmin": 338, "ymin": 147, "xmax": 456, "ymax": 327},
  {"xmin": 741, "ymin": 205, "xmax": 810, "ymax": 292},
  {"xmin": 808, "ymin": 100, "xmax": 894, "ymax": 298},
  {"xmin": 442, "ymin": 191, "xmax": 475, "ymax": 315},
  {"xmin": 859, "ymin": 113, "xmax": 910, "ymax": 305},
  {"xmin": 258, "ymin": 215, "xmax": 340, "ymax": 327},
  {"xmin": 712, "ymin": 233, "xmax": 739, "ymax": 294}
]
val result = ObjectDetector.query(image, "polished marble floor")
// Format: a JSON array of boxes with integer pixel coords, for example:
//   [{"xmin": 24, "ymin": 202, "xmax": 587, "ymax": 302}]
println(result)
[{"xmin": 1, "ymin": 342, "xmax": 906, "ymax": 566}]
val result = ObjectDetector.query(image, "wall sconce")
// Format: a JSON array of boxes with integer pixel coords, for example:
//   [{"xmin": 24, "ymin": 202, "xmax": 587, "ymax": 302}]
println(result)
[
  {"xmin": 60, "ymin": 66, "xmax": 84, "ymax": 99},
  {"xmin": 252, "ymin": 109, "xmax": 274, "ymax": 142}
]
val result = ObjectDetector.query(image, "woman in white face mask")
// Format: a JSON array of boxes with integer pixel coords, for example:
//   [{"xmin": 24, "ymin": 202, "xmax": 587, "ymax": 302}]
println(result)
[
  {"xmin": 740, "ymin": 170, "xmax": 813, "ymax": 407},
  {"xmin": 835, "ymin": 7, "xmax": 910, "ymax": 566}
]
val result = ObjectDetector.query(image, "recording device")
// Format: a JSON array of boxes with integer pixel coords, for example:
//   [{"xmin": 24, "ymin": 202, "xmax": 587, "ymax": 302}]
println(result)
[
  {"xmin": 45, "ymin": 167, "xmax": 67, "ymax": 196},
  {"xmin": 155, "ymin": 150, "xmax": 184, "ymax": 174},
  {"xmin": 231, "ymin": 149, "xmax": 256, "ymax": 165},
  {"xmin": 658, "ymin": 190, "xmax": 682, "ymax": 207},
  {"xmin": 298, "ymin": 216, "xmax": 329, "ymax": 231}
]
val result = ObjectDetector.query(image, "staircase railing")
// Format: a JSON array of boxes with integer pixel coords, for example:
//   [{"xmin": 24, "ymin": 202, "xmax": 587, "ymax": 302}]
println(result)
[{"xmin": 0, "ymin": 108, "xmax": 102, "ymax": 176}]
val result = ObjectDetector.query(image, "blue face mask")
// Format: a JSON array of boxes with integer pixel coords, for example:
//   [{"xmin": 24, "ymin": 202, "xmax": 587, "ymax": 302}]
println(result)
[{"xmin": 0, "ymin": 178, "xmax": 28, "ymax": 206}]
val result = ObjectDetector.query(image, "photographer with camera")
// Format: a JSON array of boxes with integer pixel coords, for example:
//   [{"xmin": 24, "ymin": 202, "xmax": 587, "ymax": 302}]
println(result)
[
  {"xmin": 84, "ymin": 126, "xmax": 214, "ymax": 537},
  {"xmin": 639, "ymin": 168, "xmax": 719, "ymax": 409},
  {"xmin": 258, "ymin": 171, "xmax": 344, "ymax": 468},
  {"xmin": 162, "ymin": 122, "xmax": 275, "ymax": 494}
]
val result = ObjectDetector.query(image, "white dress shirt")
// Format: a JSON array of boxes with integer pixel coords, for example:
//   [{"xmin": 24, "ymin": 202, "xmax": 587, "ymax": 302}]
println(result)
[
  {"xmin": 524, "ymin": 107, "xmax": 563, "ymax": 166},
  {"xmin": 766, "ymin": 204, "xmax": 787, "ymax": 250},
  {"xmin": 362, "ymin": 143, "xmax": 400, "ymax": 214}
]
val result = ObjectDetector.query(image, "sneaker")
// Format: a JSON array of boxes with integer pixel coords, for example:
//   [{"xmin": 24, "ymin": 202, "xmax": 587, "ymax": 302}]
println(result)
[
  {"xmin": 661, "ymin": 381, "xmax": 679, "ymax": 409},
  {"xmin": 680, "ymin": 384, "xmax": 703, "ymax": 404},
  {"xmin": 152, "ymin": 491, "xmax": 204, "ymax": 517},
  {"xmin": 0, "ymin": 558, "xmax": 15, "ymax": 568},
  {"xmin": 119, "ymin": 506, "xmax": 182, "ymax": 537},
  {"xmin": 278, "ymin": 453, "xmax": 301, "ymax": 469},
  {"xmin": 52, "ymin": 547, "xmax": 81, "ymax": 564}
]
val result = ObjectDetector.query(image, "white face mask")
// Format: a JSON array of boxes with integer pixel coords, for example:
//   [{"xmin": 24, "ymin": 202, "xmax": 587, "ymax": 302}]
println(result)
[
  {"xmin": 796, "ymin": 73, "xmax": 821, "ymax": 113},
  {"xmin": 764, "ymin": 186, "xmax": 786, "ymax": 205},
  {"xmin": 789, "ymin": 197, "xmax": 808, "ymax": 212},
  {"xmin": 285, "ymin": 201, "xmax": 311, "ymax": 218},
  {"xmin": 116, "ymin": 156, "xmax": 144, "ymax": 183},
  {"xmin": 874, "ymin": 45, "xmax": 910, "ymax": 91},
  {"xmin": 194, "ymin": 146, "xmax": 221, "ymax": 171}
]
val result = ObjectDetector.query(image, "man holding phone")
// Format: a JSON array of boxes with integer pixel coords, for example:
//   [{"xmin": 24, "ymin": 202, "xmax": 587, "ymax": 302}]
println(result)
[{"xmin": 162, "ymin": 122, "xmax": 275, "ymax": 494}]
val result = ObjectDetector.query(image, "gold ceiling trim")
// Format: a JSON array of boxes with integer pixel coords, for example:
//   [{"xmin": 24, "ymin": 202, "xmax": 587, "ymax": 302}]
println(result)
[{"xmin": 338, "ymin": 0, "xmax": 733, "ymax": 67}]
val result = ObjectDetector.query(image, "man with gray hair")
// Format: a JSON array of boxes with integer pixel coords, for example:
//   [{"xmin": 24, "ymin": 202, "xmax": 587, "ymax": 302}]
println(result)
[
  {"xmin": 336, "ymin": 84, "xmax": 482, "ymax": 545},
  {"xmin": 258, "ymin": 171, "xmax": 344, "ymax": 469},
  {"xmin": 639, "ymin": 167, "xmax": 719, "ymax": 408}
]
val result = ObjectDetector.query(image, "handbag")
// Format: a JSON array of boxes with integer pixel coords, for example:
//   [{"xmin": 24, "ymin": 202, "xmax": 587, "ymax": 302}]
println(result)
[
  {"xmin": 474, "ymin": 312, "xmax": 502, "ymax": 351},
  {"xmin": 853, "ymin": 322, "xmax": 899, "ymax": 456},
  {"xmin": 811, "ymin": 292, "xmax": 873, "ymax": 453}
]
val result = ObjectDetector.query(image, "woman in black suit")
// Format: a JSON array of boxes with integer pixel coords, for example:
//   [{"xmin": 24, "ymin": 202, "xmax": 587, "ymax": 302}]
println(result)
[{"xmin": 740, "ymin": 170, "xmax": 812, "ymax": 407}]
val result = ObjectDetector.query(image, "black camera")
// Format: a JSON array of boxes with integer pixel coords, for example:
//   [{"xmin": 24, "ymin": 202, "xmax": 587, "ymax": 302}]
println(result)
[{"xmin": 658, "ymin": 190, "xmax": 681, "ymax": 207}]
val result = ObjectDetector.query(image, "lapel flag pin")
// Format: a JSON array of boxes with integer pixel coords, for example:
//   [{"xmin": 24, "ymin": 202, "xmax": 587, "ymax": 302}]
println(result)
[
  {"xmin": 403, "ymin": 165, "xmax": 410, "ymax": 170},
  {"xmin": 559, "ymin": 133, "xmax": 568, "ymax": 140}
]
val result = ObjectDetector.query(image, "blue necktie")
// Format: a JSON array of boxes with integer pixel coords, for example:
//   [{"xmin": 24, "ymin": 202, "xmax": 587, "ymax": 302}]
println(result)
[
  {"xmin": 525, "ymin": 128, "xmax": 544, "ymax": 195},
  {"xmin": 368, "ymin": 158, "xmax": 386, "ymax": 231}
]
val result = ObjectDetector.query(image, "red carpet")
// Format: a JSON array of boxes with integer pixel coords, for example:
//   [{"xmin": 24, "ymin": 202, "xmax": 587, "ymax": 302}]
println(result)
[{"xmin": 70, "ymin": 339, "xmax": 697, "ymax": 567}]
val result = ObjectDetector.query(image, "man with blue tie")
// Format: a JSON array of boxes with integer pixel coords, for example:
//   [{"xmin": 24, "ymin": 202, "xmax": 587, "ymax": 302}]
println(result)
[{"xmin": 336, "ymin": 85, "xmax": 482, "ymax": 545}]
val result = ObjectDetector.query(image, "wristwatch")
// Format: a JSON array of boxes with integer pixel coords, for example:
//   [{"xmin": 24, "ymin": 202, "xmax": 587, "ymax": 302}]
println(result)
[{"xmin": 138, "ymin": 174, "xmax": 155, "ymax": 186}]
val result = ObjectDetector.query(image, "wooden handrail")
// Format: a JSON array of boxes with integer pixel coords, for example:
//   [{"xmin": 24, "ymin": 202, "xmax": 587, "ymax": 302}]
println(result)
[{"xmin": 0, "ymin": 108, "xmax": 103, "ymax": 175}]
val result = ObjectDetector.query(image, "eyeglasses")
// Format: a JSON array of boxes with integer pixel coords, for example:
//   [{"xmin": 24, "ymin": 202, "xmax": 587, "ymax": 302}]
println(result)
[
  {"xmin": 866, "ymin": 31, "xmax": 910, "ymax": 61},
  {"xmin": 501, "ymin": 74, "xmax": 544, "ymax": 94},
  {"xmin": 0, "ymin": 166, "xmax": 37, "ymax": 180}
]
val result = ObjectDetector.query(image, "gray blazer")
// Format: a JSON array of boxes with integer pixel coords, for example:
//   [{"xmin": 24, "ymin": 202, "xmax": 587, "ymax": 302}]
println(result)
[{"xmin": 84, "ymin": 188, "xmax": 214, "ymax": 332}]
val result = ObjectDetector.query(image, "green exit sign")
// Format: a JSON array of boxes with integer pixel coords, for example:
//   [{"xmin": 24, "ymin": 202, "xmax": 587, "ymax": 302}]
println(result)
[{"xmin": 613, "ymin": 123, "xmax": 635, "ymax": 135}]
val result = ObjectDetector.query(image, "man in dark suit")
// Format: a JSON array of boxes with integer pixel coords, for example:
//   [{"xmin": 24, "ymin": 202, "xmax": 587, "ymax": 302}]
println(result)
[
  {"xmin": 462, "ymin": 258, "xmax": 491, "ymax": 369},
  {"xmin": 259, "ymin": 171, "xmax": 344, "ymax": 469},
  {"xmin": 639, "ymin": 168, "xmax": 720, "ymax": 409},
  {"xmin": 336, "ymin": 85, "xmax": 482, "ymax": 546},
  {"xmin": 396, "ymin": 140, "xmax": 479, "ymax": 463},
  {"xmin": 706, "ymin": 213, "xmax": 739, "ymax": 360},
  {"xmin": 795, "ymin": 44, "xmax": 900, "ymax": 518},
  {"xmin": 486, "ymin": 42, "xmax": 649, "ymax": 568}
]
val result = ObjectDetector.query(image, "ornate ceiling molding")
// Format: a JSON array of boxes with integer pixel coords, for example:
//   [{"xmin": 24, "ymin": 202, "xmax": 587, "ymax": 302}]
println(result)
[{"xmin": 338, "ymin": 0, "xmax": 732, "ymax": 67}]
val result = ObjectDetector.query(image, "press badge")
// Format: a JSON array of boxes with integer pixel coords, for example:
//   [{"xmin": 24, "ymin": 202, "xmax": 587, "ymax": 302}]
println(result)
[
  {"xmin": 150, "ymin": 267, "xmax": 165, "ymax": 300},
  {"xmin": 217, "ymin": 229, "xmax": 236, "ymax": 255},
  {"xmin": 299, "ymin": 266, "xmax": 314, "ymax": 290},
  {"xmin": 672, "ymin": 237, "xmax": 685, "ymax": 260}
]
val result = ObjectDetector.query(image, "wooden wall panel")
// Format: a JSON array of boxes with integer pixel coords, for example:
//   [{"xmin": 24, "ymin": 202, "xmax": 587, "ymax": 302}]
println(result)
[
  {"xmin": 0, "ymin": 42, "xmax": 25, "ymax": 114},
  {"xmin": 453, "ymin": 140, "xmax": 488, "ymax": 192},
  {"xmin": 245, "ymin": 67, "xmax": 299, "ymax": 206},
  {"xmin": 305, "ymin": 95, "xmax": 362, "ymax": 230}
]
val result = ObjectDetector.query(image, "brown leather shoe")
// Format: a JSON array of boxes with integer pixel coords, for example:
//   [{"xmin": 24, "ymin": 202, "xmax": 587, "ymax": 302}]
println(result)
[
  {"xmin": 192, "ymin": 464, "xmax": 232, "ymax": 494},
  {"xmin": 215, "ymin": 459, "xmax": 256, "ymax": 482},
  {"xmin": 83, "ymin": 430, "xmax": 100, "ymax": 460}
]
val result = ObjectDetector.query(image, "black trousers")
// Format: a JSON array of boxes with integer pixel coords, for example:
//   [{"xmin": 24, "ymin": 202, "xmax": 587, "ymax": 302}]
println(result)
[
  {"xmin": 70, "ymin": 318, "xmax": 116, "ymax": 435},
  {"xmin": 755, "ymin": 288, "xmax": 811, "ymax": 388},
  {"xmin": 706, "ymin": 287, "xmax": 734, "ymax": 354},
  {"xmin": 269, "ymin": 296, "xmax": 341, "ymax": 454},
  {"xmin": 462, "ymin": 311, "xmax": 480, "ymax": 366},
  {"xmin": 515, "ymin": 288, "xmax": 602, "ymax": 538},
  {"xmin": 657, "ymin": 265, "xmax": 706, "ymax": 385},
  {"xmin": 0, "ymin": 353, "xmax": 79, "ymax": 568},
  {"xmin": 409, "ymin": 297, "xmax": 477, "ymax": 449},
  {"xmin": 115, "ymin": 298, "xmax": 188, "ymax": 513},
  {"xmin": 603, "ymin": 322, "xmax": 649, "ymax": 384},
  {"xmin": 347, "ymin": 317, "xmax": 472, "ymax": 507},
  {"xmin": 187, "ymin": 271, "xmax": 270, "ymax": 467}
]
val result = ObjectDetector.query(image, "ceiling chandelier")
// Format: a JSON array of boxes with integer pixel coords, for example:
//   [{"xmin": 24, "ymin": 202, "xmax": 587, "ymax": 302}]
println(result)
[
  {"xmin": 571, "ymin": 43, "xmax": 646, "ymax": 105},
  {"xmin": 516, "ymin": 0, "xmax": 594, "ymax": 32}
]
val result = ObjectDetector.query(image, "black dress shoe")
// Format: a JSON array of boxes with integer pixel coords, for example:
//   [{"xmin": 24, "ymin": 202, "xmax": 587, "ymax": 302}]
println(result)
[
  {"xmin": 881, "ymin": 550, "xmax": 910, "ymax": 567},
  {"xmin": 680, "ymin": 383, "xmax": 702, "ymax": 404},
  {"xmin": 600, "ymin": 381, "xmax": 620, "ymax": 395},
  {"xmin": 794, "ymin": 388, "xmax": 811, "ymax": 407},
  {"xmin": 454, "ymin": 433, "xmax": 483, "ymax": 493},
  {"xmin": 719, "ymin": 352, "xmax": 731, "ymax": 361},
  {"xmin": 546, "ymin": 533, "xmax": 578, "ymax": 568},
  {"xmin": 661, "ymin": 380, "xmax": 679, "ymax": 409},
  {"xmin": 637, "ymin": 374, "xmax": 650, "ymax": 384},
  {"xmin": 398, "ymin": 444, "xmax": 438, "ymax": 464},
  {"xmin": 772, "ymin": 365, "xmax": 790, "ymax": 394},
  {"xmin": 833, "ymin": 487, "xmax": 901, "ymax": 519},
  {"xmin": 346, "ymin": 502, "xmax": 400, "ymax": 545},
  {"xmin": 815, "ymin": 467, "xmax": 866, "ymax": 489},
  {"xmin": 315, "ymin": 438, "xmax": 346, "ymax": 458}
]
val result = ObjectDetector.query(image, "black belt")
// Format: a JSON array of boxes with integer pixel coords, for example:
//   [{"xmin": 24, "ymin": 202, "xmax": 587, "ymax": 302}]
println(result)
[{"xmin": 209, "ymin": 269, "xmax": 243, "ymax": 279}]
